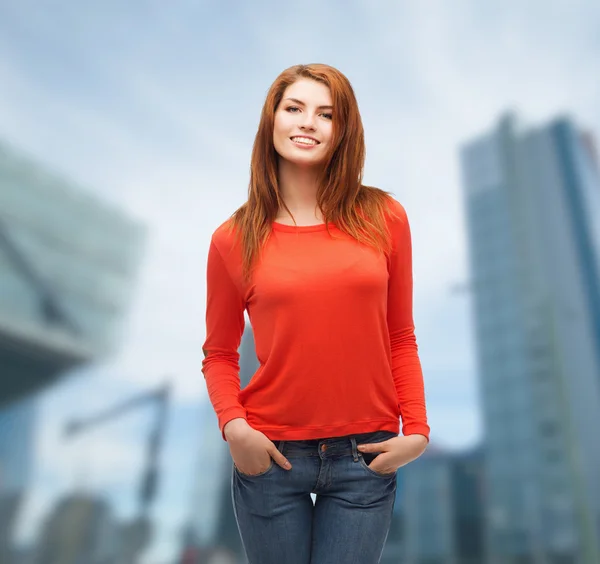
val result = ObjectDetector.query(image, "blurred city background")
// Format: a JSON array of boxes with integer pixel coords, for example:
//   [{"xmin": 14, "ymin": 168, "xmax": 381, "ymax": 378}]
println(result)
[{"xmin": 0, "ymin": 2, "xmax": 599, "ymax": 563}]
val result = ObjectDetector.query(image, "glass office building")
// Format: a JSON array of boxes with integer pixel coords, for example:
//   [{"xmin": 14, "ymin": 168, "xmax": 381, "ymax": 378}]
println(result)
[
  {"xmin": 402, "ymin": 445, "xmax": 485, "ymax": 564},
  {"xmin": 0, "ymin": 139, "xmax": 147, "ymax": 405},
  {"xmin": 0, "ymin": 138, "xmax": 147, "ymax": 560},
  {"xmin": 0, "ymin": 398, "xmax": 37, "ymax": 559},
  {"xmin": 460, "ymin": 114, "xmax": 600, "ymax": 563},
  {"xmin": 0, "ymin": 398, "xmax": 36, "ymax": 493}
]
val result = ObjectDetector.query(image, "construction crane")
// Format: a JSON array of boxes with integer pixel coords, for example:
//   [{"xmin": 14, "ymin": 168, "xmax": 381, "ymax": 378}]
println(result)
[{"xmin": 63, "ymin": 381, "xmax": 171, "ymax": 563}]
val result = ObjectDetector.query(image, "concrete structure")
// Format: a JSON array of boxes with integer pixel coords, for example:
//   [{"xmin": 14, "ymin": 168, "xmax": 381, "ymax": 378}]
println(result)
[
  {"xmin": 0, "ymin": 138, "xmax": 146, "ymax": 562},
  {"xmin": 0, "ymin": 139, "xmax": 146, "ymax": 406},
  {"xmin": 0, "ymin": 398, "xmax": 36, "ymax": 562},
  {"xmin": 0, "ymin": 397, "xmax": 36, "ymax": 493},
  {"xmin": 460, "ymin": 113, "xmax": 600, "ymax": 563}
]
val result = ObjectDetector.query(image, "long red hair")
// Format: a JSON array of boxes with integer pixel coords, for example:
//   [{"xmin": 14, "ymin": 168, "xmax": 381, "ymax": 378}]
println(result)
[{"xmin": 230, "ymin": 63, "xmax": 398, "ymax": 280}]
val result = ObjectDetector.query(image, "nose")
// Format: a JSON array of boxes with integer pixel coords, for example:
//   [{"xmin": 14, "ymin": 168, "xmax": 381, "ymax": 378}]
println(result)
[{"xmin": 299, "ymin": 113, "xmax": 316, "ymax": 131}]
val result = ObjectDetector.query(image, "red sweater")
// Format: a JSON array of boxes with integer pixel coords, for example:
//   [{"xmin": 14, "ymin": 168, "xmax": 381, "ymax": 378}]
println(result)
[{"xmin": 202, "ymin": 197, "xmax": 430, "ymax": 442}]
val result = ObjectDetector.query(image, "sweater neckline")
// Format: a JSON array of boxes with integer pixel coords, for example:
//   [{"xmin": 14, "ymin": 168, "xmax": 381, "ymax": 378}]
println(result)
[{"xmin": 272, "ymin": 221, "xmax": 336, "ymax": 233}]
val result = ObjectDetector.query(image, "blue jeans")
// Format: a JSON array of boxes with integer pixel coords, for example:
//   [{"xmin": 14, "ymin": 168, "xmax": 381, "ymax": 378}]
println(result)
[{"xmin": 231, "ymin": 430, "xmax": 398, "ymax": 564}]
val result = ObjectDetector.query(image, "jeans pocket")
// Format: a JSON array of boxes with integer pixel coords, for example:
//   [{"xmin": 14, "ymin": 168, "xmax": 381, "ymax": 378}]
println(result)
[
  {"xmin": 358, "ymin": 451, "xmax": 397, "ymax": 478},
  {"xmin": 234, "ymin": 458, "xmax": 275, "ymax": 479},
  {"xmin": 356, "ymin": 431, "xmax": 397, "ymax": 478}
]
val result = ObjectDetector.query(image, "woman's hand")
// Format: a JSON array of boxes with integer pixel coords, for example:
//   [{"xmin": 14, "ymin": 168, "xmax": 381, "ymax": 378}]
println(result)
[
  {"xmin": 357, "ymin": 434, "xmax": 428, "ymax": 474},
  {"xmin": 225, "ymin": 418, "xmax": 292, "ymax": 476}
]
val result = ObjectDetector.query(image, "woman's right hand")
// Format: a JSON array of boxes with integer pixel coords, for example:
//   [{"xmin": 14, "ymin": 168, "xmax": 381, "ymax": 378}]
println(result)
[{"xmin": 224, "ymin": 418, "xmax": 292, "ymax": 476}]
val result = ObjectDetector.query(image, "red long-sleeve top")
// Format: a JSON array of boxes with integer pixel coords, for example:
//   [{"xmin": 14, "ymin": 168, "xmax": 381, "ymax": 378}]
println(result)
[{"xmin": 202, "ymin": 197, "xmax": 430, "ymax": 442}]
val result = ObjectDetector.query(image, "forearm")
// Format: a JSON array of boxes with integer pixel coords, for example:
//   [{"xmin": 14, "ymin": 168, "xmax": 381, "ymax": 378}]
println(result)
[
  {"xmin": 203, "ymin": 362, "xmax": 247, "ymax": 440},
  {"xmin": 389, "ymin": 325, "xmax": 430, "ymax": 440}
]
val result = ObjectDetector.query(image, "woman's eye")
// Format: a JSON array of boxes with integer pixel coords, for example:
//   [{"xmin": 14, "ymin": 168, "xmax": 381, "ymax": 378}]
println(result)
[{"xmin": 286, "ymin": 107, "xmax": 331, "ymax": 120}]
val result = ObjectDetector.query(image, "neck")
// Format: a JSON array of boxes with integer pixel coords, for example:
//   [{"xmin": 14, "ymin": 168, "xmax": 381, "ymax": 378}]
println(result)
[{"xmin": 276, "ymin": 159, "xmax": 323, "ymax": 219}]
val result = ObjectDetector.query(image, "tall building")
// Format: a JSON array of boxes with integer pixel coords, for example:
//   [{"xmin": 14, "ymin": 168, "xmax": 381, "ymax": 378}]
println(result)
[
  {"xmin": 402, "ymin": 444, "xmax": 485, "ymax": 564},
  {"xmin": 0, "ymin": 398, "xmax": 36, "ymax": 494},
  {"xmin": 0, "ymin": 398, "xmax": 37, "ymax": 563},
  {"xmin": 452, "ymin": 446, "xmax": 486, "ymax": 564},
  {"xmin": 0, "ymin": 139, "xmax": 147, "ymax": 406},
  {"xmin": 0, "ymin": 139, "xmax": 147, "ymax": 561},
  {"xmin": 460, "ymin": 114, "xmax": 600, "ymax": 563},
  {"xmin": 34, "ymin": 493, "xmax": 118, "ymax": 564}
]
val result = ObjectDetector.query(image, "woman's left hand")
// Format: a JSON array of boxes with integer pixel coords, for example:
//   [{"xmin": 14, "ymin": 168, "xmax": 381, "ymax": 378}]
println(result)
[{"xmin": 357, "ymin": 434, "xmax": 428, "ymax": 474}]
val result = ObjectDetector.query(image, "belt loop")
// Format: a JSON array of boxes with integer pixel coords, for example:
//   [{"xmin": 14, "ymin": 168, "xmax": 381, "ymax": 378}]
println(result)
[
  {"xmin": 277, "ymin": 441, "xmax": 286, "ymax": 456},
  {"xmin": 350, "ymin": 437, "xmax": 359, "ymax": 462}
]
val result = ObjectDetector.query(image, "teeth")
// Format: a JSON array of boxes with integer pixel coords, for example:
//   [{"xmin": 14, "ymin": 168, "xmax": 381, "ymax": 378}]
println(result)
[{"xmin": 291, "ymin": 137, "xmax": 318, "ymax": 145}]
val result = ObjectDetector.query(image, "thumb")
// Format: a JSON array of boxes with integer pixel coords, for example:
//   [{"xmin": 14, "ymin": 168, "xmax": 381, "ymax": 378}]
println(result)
[{"xmin": 269, "ymin": 447, "xmax": 292, "ymax": 470}]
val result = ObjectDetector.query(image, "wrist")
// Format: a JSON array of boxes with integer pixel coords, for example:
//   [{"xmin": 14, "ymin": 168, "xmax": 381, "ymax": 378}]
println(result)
[{"xmin": 224, "ymin": 418, "xmax": 250, "ymax": 441}]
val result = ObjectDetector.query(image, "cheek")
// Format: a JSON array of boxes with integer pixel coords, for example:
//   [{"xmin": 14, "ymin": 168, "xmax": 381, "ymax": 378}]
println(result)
[
  {"xmin": 274, "ymin": 110, "xmax": 290, "ymax": 131},
  {"xmin": 272, "ymin": 117, "xmax": 290, "ymax": 154},
  {"xmin": 273, "ymin": 117, "xmax": 288, "ymax": 142}
]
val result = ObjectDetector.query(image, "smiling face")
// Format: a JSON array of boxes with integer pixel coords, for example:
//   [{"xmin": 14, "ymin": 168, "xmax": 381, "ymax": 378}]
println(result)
[{"xmin": 273, "ymin": 78, "xmax": 333, "ymax": 168}]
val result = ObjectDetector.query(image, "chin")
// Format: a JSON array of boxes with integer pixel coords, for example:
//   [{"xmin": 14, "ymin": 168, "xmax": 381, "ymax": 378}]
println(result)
[{"xmin": 279, "ymin": 152, "xmax": 326, "ymax": 168}]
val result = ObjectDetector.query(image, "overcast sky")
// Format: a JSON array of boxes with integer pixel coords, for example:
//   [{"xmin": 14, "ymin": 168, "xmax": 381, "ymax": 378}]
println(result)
[{"xmin": 1, "ymin": 1, "xmax": 599, "ymax": 561}]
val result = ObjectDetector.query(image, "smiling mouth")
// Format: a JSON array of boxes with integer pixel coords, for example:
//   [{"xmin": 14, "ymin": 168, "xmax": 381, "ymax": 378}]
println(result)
[{"xmin": 290, "ymin": 136, "xmax": 319, "ymax": 146}]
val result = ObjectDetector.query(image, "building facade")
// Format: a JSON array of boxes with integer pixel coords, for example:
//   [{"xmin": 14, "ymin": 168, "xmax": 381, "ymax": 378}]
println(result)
[
  {"xmin": 0, "ymin": 139, "xmax": 147, "ymax": 562},
  {"xmin": 0, "ymin": 139, "xmax": 147, "ymax": 406},
  {"xmin": 34, "ymin": 493, "xmax": 117, "ymax": 564},
  {"xmin": 460, "ymin": 114, "xmax": 600, "ymax": 563},
  {"xmin": 0, "ymin": 398, "xmax": 36, "ymax": 495},
  {"xmin": 402, "ymin": 445, "xmax": 485, "ymax": 564},
  {"xmin": 0, "ymin": 398, "xmax": 37, "ymax": 563}
]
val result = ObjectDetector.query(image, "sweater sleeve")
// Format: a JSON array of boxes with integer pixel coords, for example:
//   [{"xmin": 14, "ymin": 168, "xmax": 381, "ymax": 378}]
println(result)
[
  {"xmin": 387, "ymin": 201, "xmax": 431, "ymax": 442},
  {"xmin": 202, "ymin": 237, "xmax": 247, "ymax": 441}
]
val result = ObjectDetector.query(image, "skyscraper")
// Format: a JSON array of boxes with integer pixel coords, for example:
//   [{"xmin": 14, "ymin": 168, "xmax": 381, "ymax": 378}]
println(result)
[
  {"xmin": 0, "ymin": 139, "xmax": 147, "ymax": 407},
  {"xmin": 460, "ymin": 114, "xmax": 600, "ymax": 563},
  {"xmin": 401, "ymin": 444, "xmax": 485, "ymax": 564}
]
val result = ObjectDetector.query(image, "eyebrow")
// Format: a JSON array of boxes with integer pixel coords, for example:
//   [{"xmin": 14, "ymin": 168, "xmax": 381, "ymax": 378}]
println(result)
[{"xmin": 284, "ymin": 97, "xmax": 333, "ymax": 110}]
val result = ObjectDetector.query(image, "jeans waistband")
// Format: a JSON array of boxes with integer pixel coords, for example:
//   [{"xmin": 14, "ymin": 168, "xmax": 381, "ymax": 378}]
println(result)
[{"xmin": 273, "ymin": 430, "xmax": 397, "ymax": 461}]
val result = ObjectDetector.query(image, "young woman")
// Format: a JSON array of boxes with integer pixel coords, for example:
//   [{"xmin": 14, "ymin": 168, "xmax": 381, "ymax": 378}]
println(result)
[{"xmin": 202, "ymin": 63, "xmax": 430, "ymax": 564}]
